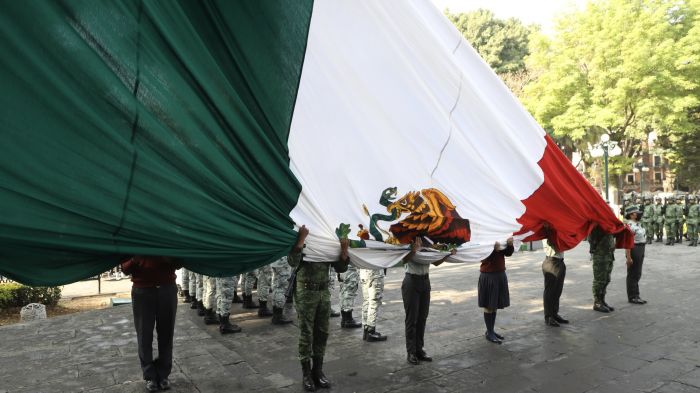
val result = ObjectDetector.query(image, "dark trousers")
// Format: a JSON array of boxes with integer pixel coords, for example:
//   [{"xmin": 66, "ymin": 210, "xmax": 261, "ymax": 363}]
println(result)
[
  {"xmin": 131, "ymin": 283, "xmax": 178, "ymax": 381},
  {"xmin": 627, "ymin": 244, "xmax": 645, "ymax": 299},
  {"xmin": 542, "ymin": 257, "xmax": 566, "ymax": 318},
  {"xmin": 402, "ymin": 274, "xmax": 430, "ymax": 355}
]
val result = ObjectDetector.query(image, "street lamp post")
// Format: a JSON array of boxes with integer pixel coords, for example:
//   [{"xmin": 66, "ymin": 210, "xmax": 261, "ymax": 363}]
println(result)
[{"xmin": 590, "ymin": 133, "xmax": 621, "ymax": 203}]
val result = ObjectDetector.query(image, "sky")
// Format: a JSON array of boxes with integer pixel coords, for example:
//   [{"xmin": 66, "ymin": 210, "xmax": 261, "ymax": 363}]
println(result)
[{"xmin": 432, "ymin": 0, "xmax": 589, "ymax": 32}]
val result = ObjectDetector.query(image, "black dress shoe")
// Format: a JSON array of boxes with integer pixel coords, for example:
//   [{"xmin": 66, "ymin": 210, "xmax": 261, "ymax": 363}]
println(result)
[
  {"xmin": 494, "ymin": 332, "xmax": 504, "ymax": 340},
  {"xmin": 159, "ymin": 379, "xmax": 171, "ymax": 391},
  {"xmin": 629, "ymin": 297, "xmax": 647, "ymax": 304},
  {"xmin": 554, "ymin": 315, "xmax": 569, "ymax": 324},
  {"xmin": 416, "ymin": 350, "xmax": 432, "ymax": 361},
  {"xmin": 407, "ymin": 353, "xmax": 419, "ymax": 365},
  {"xmin": 485, "ymin": 332, "xmax": 502, "ymax": 344},
  {"xmin": 545, "ymin": 316, "xmax": 560, "ymax": 327},
  {"xmin": 145, "ymin": 380, "xmax": 159, "ymax": 392}
]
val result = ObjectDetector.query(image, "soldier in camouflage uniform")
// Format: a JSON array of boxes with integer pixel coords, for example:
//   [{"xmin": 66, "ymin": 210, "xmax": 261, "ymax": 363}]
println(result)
[
  {"xmin": 181, "ymin": 268, "xmax": 192, "ymax": 303},
  {"xmin": 653, "ymin": 197, "xmax": 665, "ymax": 242},
  {"xmin": 359, "ymin": 268, "xmax": 387, "ymax": 341},
  {"xmin": 589, "ymin": 225, "xmax": 616, "ymax": 313},
  {"xmin": 193, "ymin": 273, "xmax": 206, "ymax": 316},
  {"xmin": 338, "ymin": 264, "xmax": 362, "ymax": 328},
  {"xmin": 327, "ymin": 271, "xmax": 341, "ymax": 317},
  {"xmin": 677, "ymin": 197, "xmax": 687, "ymax": 243},
  {"xmin": 243, "ymin": 265, "xmax": 273, "ymax": 316},
  {"xmin": 664, "ymin": 198, "xmax": 679, "ymax": 245},
  {"xmin": 642, "ymin": 198, "xmax": 654, "ymax": 244},
  {"xmin": 270, "ymin": 256, "xmax": 293, "ymax": 325},
  {"xmin": 288, "ymin": 226, "xmax": 349, "ymax": 391},
  {"xmin": 215, "ymin": 276, "xmax": 242, "ymax": 334},
  {"xmin": 201, "ymin": 275, "xmax": 218, "ymax": 324},
  {"xmin": 687, "ymin": 196, "xmax": 699, "ymax": 247}
]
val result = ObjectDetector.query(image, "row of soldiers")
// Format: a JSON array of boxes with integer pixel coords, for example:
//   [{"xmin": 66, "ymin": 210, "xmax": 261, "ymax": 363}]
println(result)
[
  {"xmin": 622, "ymin": 195, "xmax": 700, "ymax": 246},
  {"xmin": 175, "ymin": 261, "xmax": 389, "ymax": 341}
]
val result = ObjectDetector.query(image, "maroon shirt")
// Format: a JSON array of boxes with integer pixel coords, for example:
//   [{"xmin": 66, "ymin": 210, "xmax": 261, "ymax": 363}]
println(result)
[
  {"xmin": 120, "ymin": 256, "xmax": 182, "ymax": 288},
  {"xmin": 479, "ymin": 244, "xmax": 514, "ymax": 273}
]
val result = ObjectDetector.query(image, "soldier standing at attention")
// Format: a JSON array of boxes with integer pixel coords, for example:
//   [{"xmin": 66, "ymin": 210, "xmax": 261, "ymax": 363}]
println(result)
[
  {"xmin": 625, "ymin": 206, "xmax": 648, "ymax": 304},
  {"xmin": 687, "ymin": 195, "xmax": 699, "ymax": 247},
  {"xmin": 180, "ymin": 268, "xmax": 191, "ymax": 303},
  {"xmin": 121, "ymin": 256, "xmax": 181, "ymax": 392},
  {"xmin": 215, "ymin": 276, "xmax": 242, "ymax": 334},
  {"xmin": 402, "ymin": 237, "xmax": 454, "ymax": 365},
  {"xmin": 201, "ymin": 275, "xmax": 219, "ymax": 325},
  {"xmin": 677, "ymin": 196, "xmax": 687, "ymax": 244},
  {"xmin": 653, "ymin": 197, "xmax": 665, "ymax": 242},
  {"xmin": 642, "ymin": 198, "xmax": 654, "ymax": 244},
  {"xmin": 664, "ymin": 198, "xmax": 678, "ymax": 245},
  {"xmin": 589, "ymin": 225, "xmax": 616, "ymax": 313},
  {"xmin": 289, "ymin": 225, "xmax": 349, "ymax": 391},
  {"xmin": 359, "ymin": 267, "xmax": 388, "ymax": 342},
  {"xmin": 338, "ymin": 265, "xmax": 362, "ymax": 328},
  {"xmin": 270, "ymin": 256, "xmax": 294, "ymax": 325},
  {"xmin": 542, "ymin": 230, "xmax": 569, "ymax": 327}
]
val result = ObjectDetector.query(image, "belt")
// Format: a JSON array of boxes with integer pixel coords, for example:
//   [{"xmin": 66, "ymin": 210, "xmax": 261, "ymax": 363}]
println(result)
[
  {"xmin": 299, "ymin": 281, "xmax": 328, "ymax": 291},
  {"xmin": 406, "ymin": 273, "xmax": 429, "ymax": 278}
]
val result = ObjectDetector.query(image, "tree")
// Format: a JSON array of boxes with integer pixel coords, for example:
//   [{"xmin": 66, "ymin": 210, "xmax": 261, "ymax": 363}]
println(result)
[
  {"xmin": 522, "ymin": 0, "xmax": 700, "ymax": 192},
  {"xmin": 445, "ymin": 9, "xmax": 534, "ymax": 75}
]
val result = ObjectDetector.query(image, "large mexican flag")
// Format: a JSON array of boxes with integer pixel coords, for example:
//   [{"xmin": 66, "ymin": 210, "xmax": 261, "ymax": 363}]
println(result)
[{"xmin": 0, "ymin": 1, "xmax": 632, "ymax": 286}]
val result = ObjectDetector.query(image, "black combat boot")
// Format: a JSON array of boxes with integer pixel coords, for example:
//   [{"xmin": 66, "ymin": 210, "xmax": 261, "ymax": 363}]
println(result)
[
  {"xmin": 340, "ymin": 310, "xmax": 362, "ymax": 328},
  {"xmin": 232, "ymin": 290, "xmax": 242, "ymax": 303},
  {"xmin": 301, "ymin": 359, "xmax": 316, "ymax": 392},
  {"xmin": 257, "ymin": 301, "xmax": 273, "ymax": 317},
  {"xmin": 593, "ymin": 296, "xmax": 610, "ymax": 313},
  {"xmin": 366, "ymin": 326, "xmax": 388, "ymax": 342},
  {"xmin": 312, "ymin": 356, "xmax": 330, "ymax": 388},
  {"xmin": 362, "ymin": 325, "xmax": 368, "ymax": 341},
  {"xmin": 243, "ymin": 294, "xmax": 259, "ymax": 309},
  {"xmin": 197, "ymin": 300, "xmax": 206, "ymax": 316},
  {"xmin": 183, "ymin": 290, "xmax": 192, "ymax": 303},
  {"xmin": 203, "ymin": 308, "xmax": 218, "ymax": 325},
  {"xmin": 189, "ymin": 297, "xmax": 198, "ymax": 309},
  {"xmin": 271, "ymin": 306, "xmax": 293, "ymax": 325},
  {"xmin": 219, "ymin": 313, "xmax": 242, "ymax": 334},
  {"xmin": 602, "ymin": 294, "xmax": 614, "ymax": 311},
  {"xmin": 330, "ymin": 308, "xmax": 340, "ymax": 318}
]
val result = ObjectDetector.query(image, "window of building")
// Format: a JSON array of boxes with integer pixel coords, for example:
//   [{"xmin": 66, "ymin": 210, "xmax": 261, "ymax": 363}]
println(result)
[
  {"xmin": 654, "ymin": 172, "xmax": 662, "ymax": 182},
  {"xmin": 654, "ymin": 155, "xmax": 661, "ymax": 167},
  {"xmin": 626, "ymin": 173, "xmax": 635, "ymax": 184}
]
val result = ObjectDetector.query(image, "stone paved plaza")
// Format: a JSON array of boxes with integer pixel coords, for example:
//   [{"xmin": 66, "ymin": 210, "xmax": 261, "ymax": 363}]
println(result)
[{"xmin": 1, "ymin": 241, "xmax": 699, "ymax": 393}]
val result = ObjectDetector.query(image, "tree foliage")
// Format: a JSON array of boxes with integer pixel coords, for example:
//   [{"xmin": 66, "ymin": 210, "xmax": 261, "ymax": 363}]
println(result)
[
  {"xmin": 522, "ymin": 0, "xmax": 700, "ymax": 186},
  {"xmin": 446, "ymin": 9, "xmax": 534, "ymax": 75}
]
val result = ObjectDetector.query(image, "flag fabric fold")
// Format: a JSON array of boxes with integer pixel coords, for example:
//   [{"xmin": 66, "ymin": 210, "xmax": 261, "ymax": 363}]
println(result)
[{"xmin": 0, "ymin": 0, "xmax": 631, "ymax": 286}]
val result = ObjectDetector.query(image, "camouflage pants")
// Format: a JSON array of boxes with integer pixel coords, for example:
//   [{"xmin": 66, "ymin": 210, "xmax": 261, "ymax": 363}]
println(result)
[
  {"xmin": 688, "ymin": 223, "xmax": 698, "ymax": 243},
  {"xmin": 360, "ymin": 268, "xmax": 384, "ymax": 328},
  {"xmin": 245, "ymin": 265, "xmax": 272, "ymax": 300},
  {"xmin": 642, "ymin": 222, "xmax": 654, "ymax": 241},
  {"xmin": 591, "ymin": 254, "xmax": 614, "ymax": 297},
  {"xmin": 339, "ymin": 264, "xmax": 359, "ymax": 312},
  {"xmin": 677, "ymin": 220, "xmax": 685, "ymax": 239},
  {"xmin": 181, "ymin": 268, "xmax": 189, "ymax": 290},
  {"xmin": 195, "ymin": 273, "xmax": 204, "ymax": 300},
  {"xmin": 270, "ymin": 257, "xmax": 291, "ymax": 309},
  {"xmin": 202, "ymin": 275, "xmax": 217, "ymax": 310},
  {"xmin": 294, "ymin": 286, "xmax": 330, "ymax": 361},
  {"xmin": 216, "ymin": 276, "xmax": 235, "ymax": 315},
  {"xmin": 665, "ymin": 222, "xmax": 678, "ymax": 241},
  {"xmin": 653, "ymin": 222, "xmax": 664, "ymax": 238}
]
